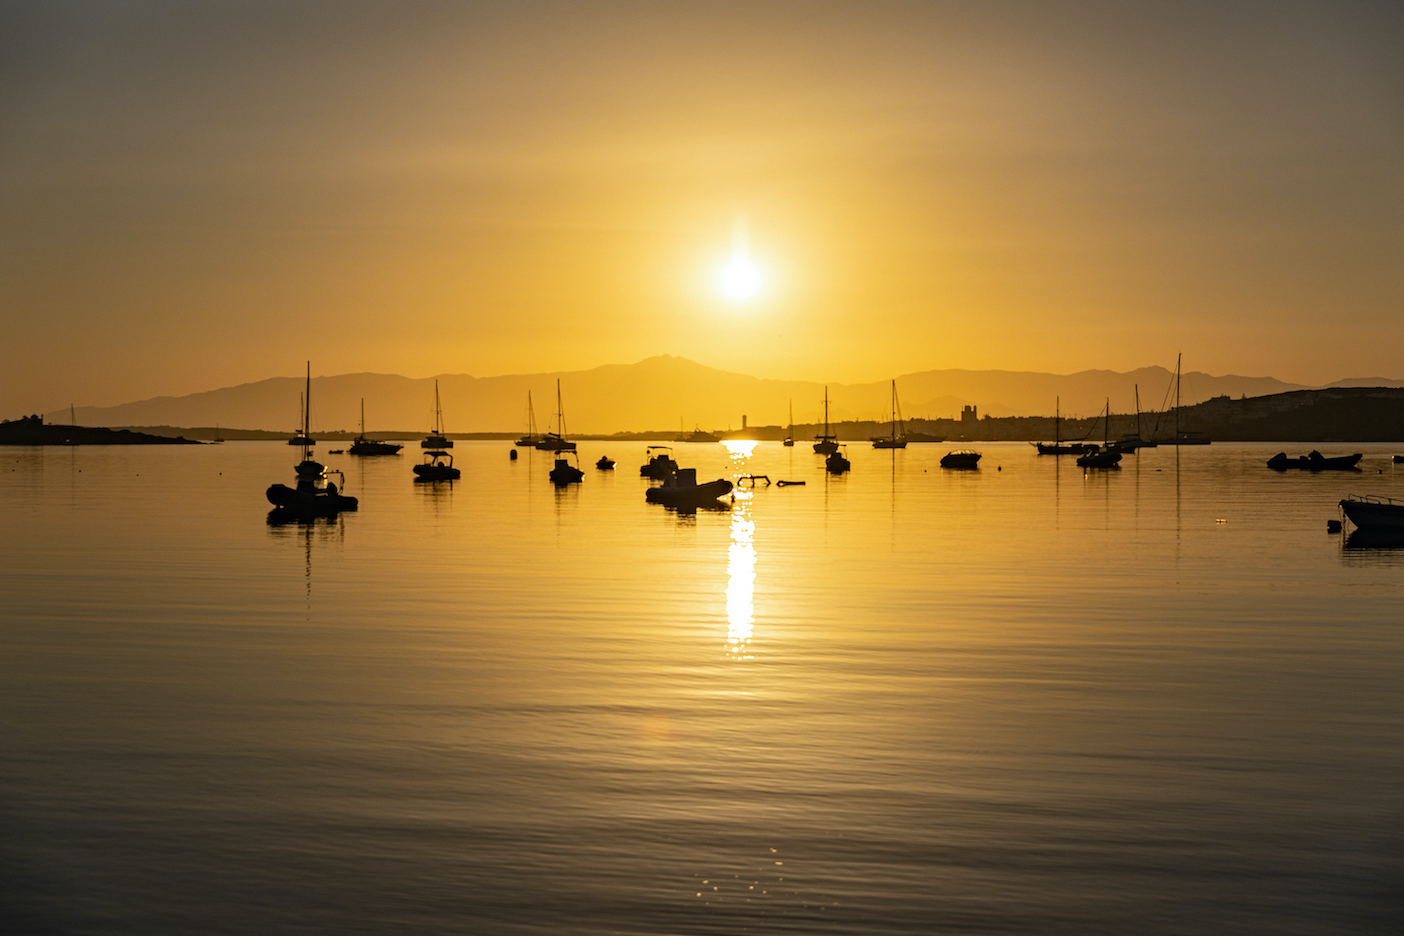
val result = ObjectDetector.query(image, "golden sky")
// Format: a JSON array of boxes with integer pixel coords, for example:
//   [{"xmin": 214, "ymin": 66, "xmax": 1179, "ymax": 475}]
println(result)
[{"xmin": 2, "ymin": 1, "xmax": 1402, "ymax": 412}]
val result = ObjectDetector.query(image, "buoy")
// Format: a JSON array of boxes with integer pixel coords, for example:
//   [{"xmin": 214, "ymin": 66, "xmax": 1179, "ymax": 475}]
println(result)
[
  {"xmin": 509, "ymin": 449, "xmax": 518, "ymax": 460},
  {"xmin": 1327, "ymin": 519, "xmax": 1342, "ymax": 533}
]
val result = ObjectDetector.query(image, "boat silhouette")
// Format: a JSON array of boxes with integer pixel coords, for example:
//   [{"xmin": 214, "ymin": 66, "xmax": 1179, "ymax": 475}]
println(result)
[
  {"xmin": 350, "ymin": 399, "xmax": 402, "ymax": 455},
  {"xmin": 420, "ymin": 380, "xmax": 452, "ymax": 449}
]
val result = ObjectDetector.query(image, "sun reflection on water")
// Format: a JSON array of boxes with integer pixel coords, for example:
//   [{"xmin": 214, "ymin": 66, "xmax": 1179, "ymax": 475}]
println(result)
[{"xmin": 725, "ymin": 441, "xmax": 757, "ymax": 658}]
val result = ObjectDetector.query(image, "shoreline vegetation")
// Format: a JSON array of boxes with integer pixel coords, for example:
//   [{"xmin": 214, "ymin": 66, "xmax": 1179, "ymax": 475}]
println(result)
[{"xmin": 8, "ymin": 387, "xmax": 1404, "ymax": 445}]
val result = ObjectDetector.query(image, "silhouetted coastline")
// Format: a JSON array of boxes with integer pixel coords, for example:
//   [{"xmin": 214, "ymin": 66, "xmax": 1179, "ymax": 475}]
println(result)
[{"xmin": 0, "ymin": 415, "xmax": 200, "ymax": 445}]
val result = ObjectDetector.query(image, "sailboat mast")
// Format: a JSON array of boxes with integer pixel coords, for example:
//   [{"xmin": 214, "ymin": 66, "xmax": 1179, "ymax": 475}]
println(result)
[
  {"xmin": 304, "ymin": 362, "xmax": 311, "ymax": 438},
  {"xmin": 1175, "ymin": 353, "xmax": 1181, "ymax": 441},
  {"xmin": 891, "ymin": 380, "xmax": 897, "ymax": 438},
  {"xmin": 556, "ymin": 379, "xmax": 565, "ymax": 437},
  {"xmin": 1134, "ymin": 385, "xmax": 1141, "ymax": 438},
  {"xmin": 824, "ymin": 386, "xmax": 830, "ymax": 437},
  {"xmin": 1055, "ymin": 396, "xmax": 1060, "ymax": 445},
  {"xmin": 1104, "ymin": 398, "xmax": 1110, "ymax": 446},
  {"xmin": 360, "ymin": 398, "xmax": 365, "ymax": 436}
]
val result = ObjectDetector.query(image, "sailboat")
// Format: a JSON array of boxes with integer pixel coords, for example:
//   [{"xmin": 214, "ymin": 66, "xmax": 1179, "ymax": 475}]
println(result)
[
  {"xmin": 871, "ymin": 380, "xmax": 908, "ymax": 449},
  {"xmin": 266, "ymin": 362, "xmax": 357, "ymax": 514},
  {"xmin": 213, "ymin": 424, "xmax": 224, "ymax": 444},
  {"xmin": 535, "ymin": 379, "xmax": 576, "ymax": 452},
  {"xmin": 1148, "ymin": 353, "xmax": 1210, "ymax": 445},
  {"xmin": 1111, "ymin": 385, "xmax": 1156, "ymax": 453},
  {"xmin": 515, "ymin": 392, "xmax": 544, "ymax": 447},
  {"xmin": 1076, "ymin": 399, "xmax": 1123, "ymax": 468},
  {"xmin": 1034, "ymin": 397, "xmax": 1093, "ymax": 455},
  {"xmin": 420, "ymin": 381, "xmax": 452, "ymax": 449},
  {"xmin": 813, "ymin": 387, "xmax": 838, "ymax": 455},
  {"xmin": 350, "ymin": 399, "xmax": 402, "ymax": 455},
  {"xmin": 783, "ymin": 400, "xmax": 795, "ymax": 447}
]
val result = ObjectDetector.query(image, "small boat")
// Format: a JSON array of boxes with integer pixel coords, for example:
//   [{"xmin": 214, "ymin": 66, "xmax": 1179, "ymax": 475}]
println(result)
[
  {"xmin": 535, "ymin": 380, "xmax": 577, "ymax": 451},
  {"xmin": 515, "ymin": 392, "xmax": 544, "ymax": 447},
  {"xmin": 421, "ymin": 380, "xmax": 453, "ymax": 449},
  {"xmin": 871, "ymin": 380, "xmax": 908, "ymax": 449},
  {"xmin": 645, "ymin": 467, "xmax": 732, "ymax": 507},
  {"xmin": 640, "ymin": 445, "xmax": 679, "ymax": 479},
  {"xmin": 266, "ymin": 476, "xmax": 358, "ymax": 514},
  {"xmin": 413, "ymin": 450, "xmax": 460, "ymax": 481},
  {"xmin": 826, "ymin": 446, "xmax": 851, "ymax": 474},
  {"xmin": 1034, "ymin": 396, "xmax": 1093, "ymax": 455},
  {"xmin": 549, "ymin": 453, "xmax": 583, "ymax": 485},
  {"xmin": 596, "ymin": 456, "xmax": 615, "ymax": 470},
  {"xmin": 813, "ymin": 386, "xmax": 838, "ymax": 454},
  {"xmin": 1267, "ymin": 451, "xmax": 1363, "ymax": 472},
  {"xmin": 1340, "ymin": 495, "xmax": 1404, "ymax": 531},
  {"xmin": 327, "ymin": 449, "xmax": 345, "ymax": 455},
  {"xmin": 940, "ymin": 450, "xmax": 981, "ymax": 469},
  {"xmin": 783, "ymin": 401, "xmax": 795, "ymax": 447},
  {"xmin": 1075, "ymin": 399, "xmax": 1122, "ymax": 468},
  {"xmin": 350, "ymin": 399, "xmax": 402, "ymax": 455},
  {"xmin": 1076, "ymin": 446, "xmax": 1123, "ymax": 469}
]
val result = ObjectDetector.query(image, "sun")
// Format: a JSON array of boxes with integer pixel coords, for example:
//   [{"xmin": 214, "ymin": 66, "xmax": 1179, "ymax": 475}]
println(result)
[{"xmin": 718, "ymin": 253, "xmax": 763, "ymax": 302}]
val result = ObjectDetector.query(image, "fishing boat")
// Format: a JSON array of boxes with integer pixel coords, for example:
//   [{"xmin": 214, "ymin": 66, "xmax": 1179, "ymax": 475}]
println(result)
[
  {"xmin": 871, "ymin": 380, "xmax": 908, "ymax": 449},
  {"xmin": 644, "ymin": 467, "xmax": 732, "ymax": 507},
  {"xmin": 535, "ymin": 380, "xmax": 577, "ymax": 452},
  {"xmin": 349, "ymin": 399, "xmax": 402, "ymax": 455},
  {"xmin": 813, "ymin": 387, "xmax": 838, "ymax": 454},
  {"xmin": 596, "ymin": 456, "xmax": 615, "ymax": 470},
  {"xmin": 826, "ymin": 446, "xmax": 851, "ymax": 473},
  {"xmin": 1340, "ymin": 495, "xmax": 1404, "ymax": 531},
  {"xmin": 940, "ymin": 450, "xmax": 981, "ymax": 469},
  {"xmin": 266, "ymin": 364, "xmax": 356, "ymax": 514},
  {"xmin": 413, "ymin": 450, "xmax": 459, "ymax": 481},
  {"xmin": 420, "ymin": 380, "xmax": 452, "ymax": 449},
  {"xmin": 640, "ymin": 445, "xmax": 679, "ymax": 479},
  {"xmin": 1267, "ymin": 451, "xmax": 1363, "ymax": 472},
  {"xmin": 1076, "ymin": 399, "xmax": 1123, "ymax": 468},
  {"xmin": 1034, "ymin": 396, "xmax": 1093, "ymax": 455},
  {"xmin": 515, "ymin": 392, "xmax": 544, "ymax": 447},
  {"xmin": 783, "ymin": 401, "xmax": 795, "ymax": 447},
  {"xmin": 549, "ymin": 452, "xmax": 583, "ymax": 485}
]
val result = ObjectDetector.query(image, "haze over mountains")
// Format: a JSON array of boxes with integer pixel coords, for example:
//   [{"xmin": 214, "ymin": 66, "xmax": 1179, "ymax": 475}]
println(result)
[{"xmin": 43, "ymin": 356, "xmax": 1404, "ymax": 434}]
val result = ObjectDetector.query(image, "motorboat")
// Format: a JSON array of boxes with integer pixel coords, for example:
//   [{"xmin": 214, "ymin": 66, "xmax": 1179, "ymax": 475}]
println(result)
[
  {"xmin": 1267, "ymin": 451, "xmax": 1363, "ymax": 472},
  {"xmin": 871, "ymin": 380, "xmax": 907, "ymax": 449},
  {"xmin": 350, "ymin": 399, "xmax": 402, "ymax": 455},
  {"xmin": 644, "ymin": 467, "xmax": 732, "ymax": 507},
  {"xmin": 826, "ymin": 447, "xmax": 851, "ymax": 474},
  {"xmin": 1340, "ymin": 495, "xmax": 1404, "ymax": 531},
  {"xmin": 549, "ymin": 454, "xmax": 583, "ymax": 485},
  {"xmin": 640, "ymin": 446, "xmax": 679, "ymax": 479},
  {"xmin": 266, "ymin": 476, "xmax": 358, "ymax": 515},
  {"xmin": 413, "ymin": 450, "xmax": 460, "ymax": 481},
  {"xmin": 1076, "ymin": 446, "xmax": 1123, "ymax": 469},
  {"xmin": 535, "ymin": 380, "xmax": 576, "ymax": 451},
  {"xmin": 940, "ymin": 450, "xmax": 981, "ymax": 469},
  {"xmin": 813, "ymin": 386, "xmax": 838, "ymax": 454},
  {"xmin": 596, "ymin": 456, "xmax": 615, "ymax": 470},
  {"xmin": 421, "ymin": 380, "xmax": 453, "ymax": 449},
  {"xmin": 677, "ymin": 427, "xmax": 719, "ymax": 443}
]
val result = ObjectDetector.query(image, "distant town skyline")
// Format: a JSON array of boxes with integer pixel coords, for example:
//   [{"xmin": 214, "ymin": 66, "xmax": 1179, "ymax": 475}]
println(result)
[{"xmin": 3, "ymin": 2, "xmax": 1401, "ymax": 413}]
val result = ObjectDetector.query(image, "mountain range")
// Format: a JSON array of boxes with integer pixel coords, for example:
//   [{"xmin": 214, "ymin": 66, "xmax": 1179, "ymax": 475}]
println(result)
[{"xmin": 40, "ymin": 356, "xmax": 1404, "ymax": 434}]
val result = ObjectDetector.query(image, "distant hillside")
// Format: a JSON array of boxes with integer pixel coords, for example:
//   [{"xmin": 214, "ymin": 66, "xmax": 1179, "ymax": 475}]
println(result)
[{"xmin": 42, "ymin": 355, "xmax": 1385, "ymax": 434}]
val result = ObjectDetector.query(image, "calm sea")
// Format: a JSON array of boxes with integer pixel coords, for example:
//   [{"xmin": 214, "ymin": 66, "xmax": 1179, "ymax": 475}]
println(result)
[{"xmin": 1, "ymin": 440, "xmax": 1401, "ymax": 934}]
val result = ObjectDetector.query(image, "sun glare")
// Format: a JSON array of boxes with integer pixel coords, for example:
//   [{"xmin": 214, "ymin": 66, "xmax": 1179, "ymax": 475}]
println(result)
[{"xmin": 719, "ymin": 254, "xmax": 762, "ymax": 302}]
